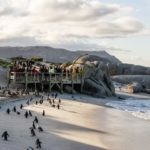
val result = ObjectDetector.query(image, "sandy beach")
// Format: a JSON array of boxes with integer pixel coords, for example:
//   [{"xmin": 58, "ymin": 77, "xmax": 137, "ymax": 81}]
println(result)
[{"xmin": 0, "ymin": 93, "xmax": 150, "ymax": 150}]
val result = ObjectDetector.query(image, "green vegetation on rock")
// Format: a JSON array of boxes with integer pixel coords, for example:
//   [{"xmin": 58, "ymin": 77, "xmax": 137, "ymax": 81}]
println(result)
[{"xmin": 0, "ymin": 59, "xmax": 10, "ymax": 68}]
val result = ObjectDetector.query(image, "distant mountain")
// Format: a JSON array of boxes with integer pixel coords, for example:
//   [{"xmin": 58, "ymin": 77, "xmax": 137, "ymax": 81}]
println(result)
[{"xmin": 0, "ymin": 46, "xmax": 121, "ymax": 64}]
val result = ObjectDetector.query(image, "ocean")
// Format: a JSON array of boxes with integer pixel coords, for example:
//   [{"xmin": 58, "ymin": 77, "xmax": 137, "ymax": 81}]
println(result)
[{"xmin": 106, "ymin": 98, "xmax": 150, "ymax": 120}]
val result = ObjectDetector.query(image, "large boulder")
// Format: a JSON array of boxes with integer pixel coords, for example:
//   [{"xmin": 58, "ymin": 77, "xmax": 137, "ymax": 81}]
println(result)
[
  {"xmin": 73, "ymin": 55, "xmax": 115, "ymax": 98},
  {"xmin": 112, "ymin": 75, "xmax": 150, "ymax": 89},
  {"xmin": 131, "ymin": 82, "xmax": 143, "ymax": 93}
]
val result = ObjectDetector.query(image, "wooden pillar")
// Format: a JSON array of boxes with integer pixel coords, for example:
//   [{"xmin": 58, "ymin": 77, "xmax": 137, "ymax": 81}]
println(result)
[
  {"xmin": 25, "ymin": 72, "xmax": 28, "ymax": 90},
  {"xmin": 81, "ymin": 73, "xmax": 84, "ymax": 93},
  {"xmin": 60, "ymin": 73, "xmax": 63, "ymax": 94},
  {"xmin": 49, "ymin": 73, "xmax": 52, "ymax": 93},
  {"xmin": 41, "ymin": 83, "xmax": 44, "ymax": 92},
  {"xmin": 34, "ymin": 82, "xmax": 36, "ymax": 92},
  {"xmin": 13, "ymin": 72, "xmax": 16, "ymax": 86},
  {"xmin": 71, "ymin": 74, "xmax": 74, "ymax": 94}
]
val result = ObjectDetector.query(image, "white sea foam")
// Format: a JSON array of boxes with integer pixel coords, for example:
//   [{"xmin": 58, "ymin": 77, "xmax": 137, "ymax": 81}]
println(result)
[{"xmin": 106, "ymin": 99, "xmax": 150, "ymax": 120}]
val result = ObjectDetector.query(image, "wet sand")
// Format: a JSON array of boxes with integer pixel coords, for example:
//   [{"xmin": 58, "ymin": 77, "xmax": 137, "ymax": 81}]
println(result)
[{"xmin": 95, "ymin": 105, "xmax": 150, "ymax": 150}]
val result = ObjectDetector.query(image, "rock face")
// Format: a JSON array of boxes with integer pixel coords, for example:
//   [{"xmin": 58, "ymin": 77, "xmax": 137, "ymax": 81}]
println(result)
[
  {"xmin": 131, "ymin": 82, "xmax": 143, "ymax": 93},
  {"xmin": 0, "ymin": 67, "xmax": 8, "ymax": 87},
  {"xmin": 73, "ymin": 55, "xmax": 115, "ymax": 97},
  {"xmin": 112, "ymin": 75, "xmax": 150, "ymax": 90},
  {"xmin": 108, "ymin": 63, "xmax": 150, "ymax": 75}
]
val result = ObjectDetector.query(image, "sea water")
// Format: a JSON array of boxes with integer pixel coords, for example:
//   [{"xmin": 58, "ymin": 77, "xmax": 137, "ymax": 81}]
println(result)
[{"xmin": 106, "ymin": 98, "xmax": 150, "ymax": 120}]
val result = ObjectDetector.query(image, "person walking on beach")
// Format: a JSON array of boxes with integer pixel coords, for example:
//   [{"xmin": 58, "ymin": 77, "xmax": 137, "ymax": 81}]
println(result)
[
  {"xmin": 30, "ymin": 128, "xmax": 36, "ymax": 137},
  {"xmin": 34, "ymin": 116, "xmax": 38, "ymax": 123},
  {"xmin": 1, "ymin": 131, "xmax": 9, "ymax": 141},
  {"xmin": 42, "ymin": 110, "xmax": 45, "ymax": 116},
  {"xmin": 36, "ymin": 138, "xmax": 42, "ymax": 149},
  {"xmin": 6, "ymin": 108, "xmax": 10, "ymax": 114}
]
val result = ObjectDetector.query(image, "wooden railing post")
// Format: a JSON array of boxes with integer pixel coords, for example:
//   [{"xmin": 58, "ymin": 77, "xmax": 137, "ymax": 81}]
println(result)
[
  {"xmin": 71, "ymin": 74, "xmax": 74, "ymax": 94},
  {"xmin": 13, "ymin": 72, "xmax": 16, "ymax": 86},
  {"xmin": 60, "ymin": 73, "xmax": 63, "ymax": 94},
  {"xmin": 25, "ymin": 72, "xmax": 28, "ymax": 90},
  {"xmin": 49, "ymin": 73, "xmax": 52, "ymax": 93}
]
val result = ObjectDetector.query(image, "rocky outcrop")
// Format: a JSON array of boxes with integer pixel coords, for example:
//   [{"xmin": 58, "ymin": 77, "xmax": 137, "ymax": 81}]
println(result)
[
  {"xmin": 112, "ymin": 75, "xmax": 150, "ymax": 90},
  {"xmin": 108, "ymin": 63, "xmax": 150, "ymax": 75},
  {"xmin": 72, "ymin": 55, "xmax": 115, "ymax": 98}
]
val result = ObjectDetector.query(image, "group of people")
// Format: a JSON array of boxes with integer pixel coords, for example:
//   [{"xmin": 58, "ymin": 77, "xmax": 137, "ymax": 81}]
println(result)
[
  {"xmin": 1, "ymin": 92, "xmax": 62, "ymax": 149},
  {"xmin": 9, "ymin": 59, "xmax": 83, "ymax": 82},
  {"xmin": 9, "ymin": 60, "xmax": 64, "ymax": 74}
]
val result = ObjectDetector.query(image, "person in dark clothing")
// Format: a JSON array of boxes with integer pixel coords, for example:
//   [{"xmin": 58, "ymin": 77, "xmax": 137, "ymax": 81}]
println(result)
[
  {"xmin": 20, "ymin": 104, "xmax": 23, "ymax": 109},
  {"xmin": 29, "ymin": 111, "xmax": 32, "ymax": 116},
  {"xmin": 30, "ymin": 128, "xmax": 36, "ymax": 137},
  {"xmin": 35, "ymin": 101, "xmax": 38, "ymax": 105},
  {"xmin": 32, "ymin": 121, "xmax": 36, "ymax": 129},
  {"xmin": 13, "ymin": 106, "xmax": 16, "ymax": 112},
  {"xmin": 57, "ymin": 104, "xmax": 60, "ymax": 110},
  {"xmin": 52, "ymin": 99, "xmax": 55, "ymax": 104},
  {"xmin": 6, "ymin": 108, "xmax": 10, "ymax": 114},
  {"xmin": 24, "ymin": 111, "xmax": 29, "ymax": 118},
  {"xmin": 34, "ymin": 116, "xmax": 38, "ymax": 123},
  {"xmin": 1, "ymin": 131, "xmax": 9, "ymax": 141},
  {"xmin": 38, "ymin": 126, "xmax": 44, "ymax": 132},
  {"xmin": 36, "ymin": 138, "xmax": 42, "ymax": 149},
  {"xmin": 42, "ymin": 110, "xmax": 45, "ymax": 116}
]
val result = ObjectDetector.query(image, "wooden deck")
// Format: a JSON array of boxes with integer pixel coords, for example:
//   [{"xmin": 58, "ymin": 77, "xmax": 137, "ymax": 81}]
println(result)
[{"xmin": 9, "ymin": 72, "xmax": 83, "ymax": 93}]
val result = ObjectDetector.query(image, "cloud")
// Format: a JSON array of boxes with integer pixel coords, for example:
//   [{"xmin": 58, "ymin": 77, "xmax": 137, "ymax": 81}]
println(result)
[{"xmin": 0, "ymin": 0, "xmax": 148, "ymax": 48}]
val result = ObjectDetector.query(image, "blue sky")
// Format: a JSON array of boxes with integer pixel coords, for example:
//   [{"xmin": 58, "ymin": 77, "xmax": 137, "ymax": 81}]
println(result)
[{"xmin": 0, "ymin": 0, "xmax": 149, "ymax": 66}]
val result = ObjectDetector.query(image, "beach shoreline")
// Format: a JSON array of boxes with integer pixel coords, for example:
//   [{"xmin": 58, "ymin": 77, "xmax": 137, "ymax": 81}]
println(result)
[{"xmin": 0, "ymin": 93, "xmax": 150, "ymax": 150}]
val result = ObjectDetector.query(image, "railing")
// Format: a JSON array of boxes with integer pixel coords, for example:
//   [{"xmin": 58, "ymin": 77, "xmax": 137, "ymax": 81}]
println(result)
[{"xmin": 10, "ymin": 72, "xmax": 82, "ymax": 84}]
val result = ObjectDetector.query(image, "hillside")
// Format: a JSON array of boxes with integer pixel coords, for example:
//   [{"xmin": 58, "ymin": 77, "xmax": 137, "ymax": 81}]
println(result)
[{"xmin": 0, "ymin": 46, "xmax": 121, "ymax": 64}]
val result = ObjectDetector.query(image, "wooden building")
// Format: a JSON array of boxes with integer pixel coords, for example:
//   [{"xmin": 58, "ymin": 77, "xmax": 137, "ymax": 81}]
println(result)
[{"xmin": 8, "ymin": 58, "xmax": 84, "ymax": 93}]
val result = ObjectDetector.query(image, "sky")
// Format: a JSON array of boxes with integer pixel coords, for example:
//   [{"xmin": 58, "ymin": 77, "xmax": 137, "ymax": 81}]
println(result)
[{"xmin": 0, "ymin": 0, "xmax": 150, "ymax": 66}]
